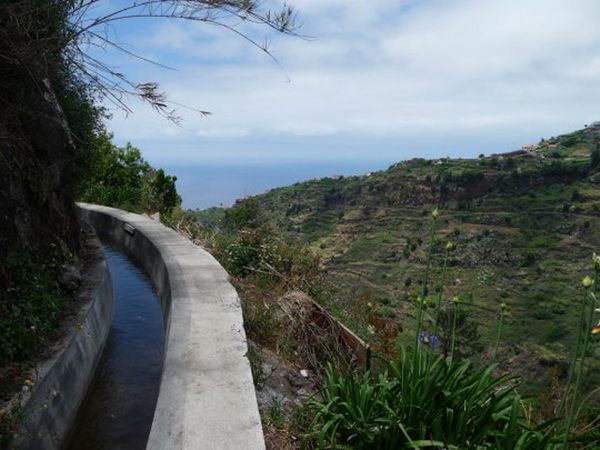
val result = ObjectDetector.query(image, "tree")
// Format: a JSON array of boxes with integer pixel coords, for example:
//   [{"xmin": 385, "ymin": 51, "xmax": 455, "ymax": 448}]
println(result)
[{"xmin": 150, "ymin": 169, "xmax": 181, "ymax": 215}]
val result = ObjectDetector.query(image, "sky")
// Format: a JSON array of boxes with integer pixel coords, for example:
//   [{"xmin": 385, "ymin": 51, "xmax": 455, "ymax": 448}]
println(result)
[{"xmin": 88, "ymin": 0, "xmax": 600, "ymax": 167}]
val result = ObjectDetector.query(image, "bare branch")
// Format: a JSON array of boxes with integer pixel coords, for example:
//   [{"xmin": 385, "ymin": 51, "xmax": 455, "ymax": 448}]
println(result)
[
  {"xmin": 1, "ymin": 1, "xmax": 301, "ymax": 122},
  {"xmin": 62, "ymin": 0, "xmax": 301, "ymax": 119}
]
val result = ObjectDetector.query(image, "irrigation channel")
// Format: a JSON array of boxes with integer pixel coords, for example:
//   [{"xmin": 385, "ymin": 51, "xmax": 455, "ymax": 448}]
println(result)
[{"xmin": 65, "ymin": 244, "xmax": 165, "ymax": 450}]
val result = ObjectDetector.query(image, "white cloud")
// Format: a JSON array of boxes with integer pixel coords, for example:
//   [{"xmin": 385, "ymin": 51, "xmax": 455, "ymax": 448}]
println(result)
[{"xmin": 103, "ymin": 0, "xmax": 600, "ymax": 161}]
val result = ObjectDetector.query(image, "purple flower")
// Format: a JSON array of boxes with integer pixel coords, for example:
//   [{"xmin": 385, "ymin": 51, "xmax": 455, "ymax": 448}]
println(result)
[{"xmin": 418, "ymin": 331, "xmax": 440, "ymax": 350}]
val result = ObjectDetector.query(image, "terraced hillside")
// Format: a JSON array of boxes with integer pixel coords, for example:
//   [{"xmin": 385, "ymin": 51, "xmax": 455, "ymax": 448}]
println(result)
[{"xmin": 194, "ymin": 127, "xmax": 600, "ymax": 396}]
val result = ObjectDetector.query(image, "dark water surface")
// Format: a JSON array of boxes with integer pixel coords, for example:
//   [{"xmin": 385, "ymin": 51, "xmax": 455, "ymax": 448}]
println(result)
[{"xmin": 65, "ymin": 245, "xmax": 164, "ymax": 450}]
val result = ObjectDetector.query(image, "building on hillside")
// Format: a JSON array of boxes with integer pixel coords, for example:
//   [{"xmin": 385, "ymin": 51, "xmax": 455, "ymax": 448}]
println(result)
[
  {"xmin": 521, "ymin": 143, "xmax": 539, "ymax": 152},
  {"xmin": 587, "ymin": 122, "xmax": 600, "ymax": 141}
]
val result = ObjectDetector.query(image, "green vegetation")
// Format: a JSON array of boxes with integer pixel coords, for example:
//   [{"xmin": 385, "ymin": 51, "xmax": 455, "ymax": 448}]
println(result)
[
  {"xmin": 56, "ymin": 38, "xmax": 182, "ymax": 216},
  {"xmin": 190, "ymin": 127, "xmax": 600, "ymax": 447},
  {"xmin": 210, "ymin": 199, "xmax": 322, "ymax": 295},
  {"xmin": 193, "ymin": 127, "xmax": 600, "ymax": 397},
  {"xmin": 0, "ymin": 0, "xmax": 297, "ymax": 446},
  {"xmin": 309, "ymin": 355, "xmax": 554, "ymax": 449},
  {"xmin": 304, "ymin": 212, "xmax": 599, "ymax": 448},
  {"xmin": 0, "ymin": 252, "xmax": 69, "ymax": 399},
  {"xmin": 77, "ymin": 130, "xmax": 181, "ymax": 216}
]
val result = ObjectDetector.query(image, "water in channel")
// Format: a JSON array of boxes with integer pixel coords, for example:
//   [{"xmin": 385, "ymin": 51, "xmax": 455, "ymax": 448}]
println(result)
[{"xmin": 65, "ymin": 244, "xmax": 165, "ymax": 450}]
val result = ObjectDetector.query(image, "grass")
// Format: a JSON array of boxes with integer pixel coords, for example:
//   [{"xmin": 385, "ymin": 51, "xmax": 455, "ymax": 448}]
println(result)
[{"xmin": 266, "ymin": 398, "xmax": 286, "ymax": 429}]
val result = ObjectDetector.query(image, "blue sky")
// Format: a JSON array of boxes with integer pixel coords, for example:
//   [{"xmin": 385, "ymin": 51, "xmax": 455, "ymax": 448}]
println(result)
[{"xmin": 88, "ymin": 0, "xmax": 600, "ymax": 167}]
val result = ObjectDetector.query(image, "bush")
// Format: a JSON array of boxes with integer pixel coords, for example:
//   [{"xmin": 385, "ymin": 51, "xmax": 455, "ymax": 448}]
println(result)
[
  {"xmin": 223, "ymin": 197, "xmax": 260, "ymax": 231},
  {"xmin": 435, "ymin": 307, "xmax": 483, "ymax": 358},
  {"xmin": 445, "ymin": 168, "xmax": 485, "ymax": 184},
  {"xmin": 215, "ymin": 228, "xmax": 321, "ymax": 290},
  {"xmin": 307, "ymin": 348, "xmax": 557, "ymax": 449},
  {"xmin": 0, "ymin": 253, "xmax": 68, "ymax": 367},
  {"xmin": 77, "ymin": 131, "xmax": 181, "ymax": 215},
  {"xmin": 216, "ymin": 230, "xmax": 263, "ymax": 278}
]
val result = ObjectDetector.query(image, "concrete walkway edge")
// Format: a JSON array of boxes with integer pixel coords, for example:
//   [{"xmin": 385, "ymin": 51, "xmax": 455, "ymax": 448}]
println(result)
[{"xmin": 78, "ymin": 203, "xmax": 265, "ymax": 450}]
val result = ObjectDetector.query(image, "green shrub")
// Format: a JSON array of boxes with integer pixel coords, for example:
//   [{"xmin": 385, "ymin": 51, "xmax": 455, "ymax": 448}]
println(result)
[
  {"xmin": 0, "ymin": 401, "xmax": 23, "ymax": 449},
  {"xmin": 545, "ymin": 324, "xmax": 569, "ymax": 343},
  {"xmin": 435, "ymin": 306, "xmax": 483, "ymax": 358},
  {"xmin": 307, "ymin": 349, "xmax": 558, "ymax": 449},
  {"xmin": 77, "ymin": 131, "xmax": 181, "ymax": 215},
  {"xmin": 216, "ymin": 230, "xmax": 262, "ymax": 278},
  {"xmin": 215, "ymin": 228, "xmax": 321, "ymax": 290},
  {"xmin": 223, "ymin": 197, "xmax": 260, "ymax": 231},
  {"xmin": 0, "ymin": 253, "xmax": 68, "ymax": 366}
]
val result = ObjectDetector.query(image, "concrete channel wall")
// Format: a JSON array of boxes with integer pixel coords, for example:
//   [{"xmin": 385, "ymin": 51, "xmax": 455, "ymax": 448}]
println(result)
[
  {"xmin": 15, "ymin": 231, "xmax": 113, "ymax": 450},
  {"xmin": 78, "ymin": 203, "xmax": 265, "ymax": 450}
]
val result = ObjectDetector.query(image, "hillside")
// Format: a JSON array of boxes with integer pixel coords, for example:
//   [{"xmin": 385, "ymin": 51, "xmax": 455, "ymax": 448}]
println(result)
[{"xmin": 193, "ymin": 127, "xmax": 600, "ymax": 397}]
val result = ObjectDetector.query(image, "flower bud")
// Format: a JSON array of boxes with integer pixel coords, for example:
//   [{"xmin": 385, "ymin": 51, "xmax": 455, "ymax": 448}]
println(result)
[
  {"xmin": 452, "ymin": 296, "xmax": 460, "ymax": 303},
  {"xmin": 431, "ymin": 208, "xmax": 440, "ymax": 220},
  {"xmin": 582, "ymin": 275, "xmax": 594, "ymax": 288},
  {"xmin": 593, "ymin": 253, "xmax": 600, "ymax": 272}
]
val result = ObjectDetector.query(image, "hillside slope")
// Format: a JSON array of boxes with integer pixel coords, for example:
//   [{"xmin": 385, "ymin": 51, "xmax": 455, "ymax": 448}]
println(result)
[{"xmin": 195, "ymin": 127, "xmax": 600, "ymax": 395}]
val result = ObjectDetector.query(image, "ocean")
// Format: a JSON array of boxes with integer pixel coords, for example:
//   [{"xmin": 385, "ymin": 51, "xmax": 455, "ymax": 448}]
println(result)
[{"xmin": 163, "ymin": 159, "xmax": 395, "ymax": 210}]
